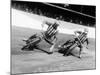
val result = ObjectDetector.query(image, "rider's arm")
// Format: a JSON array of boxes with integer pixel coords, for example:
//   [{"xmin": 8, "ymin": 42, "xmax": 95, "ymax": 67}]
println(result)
[
  {"xmin": 86, "ymin": 38, "xmax": 89, "ymax": 45},
  {"xmin": 83, "ymin": 38, "xmax": 89, "ymax": 49}
]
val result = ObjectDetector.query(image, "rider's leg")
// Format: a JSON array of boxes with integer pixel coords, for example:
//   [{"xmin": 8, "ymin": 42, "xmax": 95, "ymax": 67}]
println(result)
[
  {"xmin": 78, "ymin": 46, "xmax": 83, "ymax": 58},
  {"xmin": 49, "ymin": 44, "xmax": 55, "ymax": 54},
  {"xmin": 49, "ymin": 38, "xmax": 56, "ymax": 53}
]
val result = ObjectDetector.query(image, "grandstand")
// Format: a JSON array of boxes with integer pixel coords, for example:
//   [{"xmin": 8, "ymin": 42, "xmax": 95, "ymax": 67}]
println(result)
[{"xmin": 12, "ymin": 0, "xmax": 96, "ymax": 27}]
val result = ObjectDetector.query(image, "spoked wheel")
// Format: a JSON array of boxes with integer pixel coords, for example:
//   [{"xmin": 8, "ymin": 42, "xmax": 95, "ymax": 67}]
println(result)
[
  {"xmin": 21, "ymin": 44, "xmax": 36, "ymax": 51},
  {"xmin": 21, "ymin": 38, "xmax": 41, "ymax": 51}
]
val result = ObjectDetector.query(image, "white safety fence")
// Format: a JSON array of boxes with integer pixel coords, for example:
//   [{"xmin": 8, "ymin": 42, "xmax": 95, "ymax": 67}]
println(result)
[{"xmin": 12, "ymin": 8, "xmax": 95, "ymax": 38}]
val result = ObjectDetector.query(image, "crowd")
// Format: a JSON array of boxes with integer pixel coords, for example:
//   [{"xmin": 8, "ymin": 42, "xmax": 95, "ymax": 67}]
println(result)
[{"xmin": 12, "ymin": 2, "xmax": 95, "ymax": 27}]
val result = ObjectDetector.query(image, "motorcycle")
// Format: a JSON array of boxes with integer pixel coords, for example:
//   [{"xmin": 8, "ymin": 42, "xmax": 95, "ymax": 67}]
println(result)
[
  {"xmin": 21, "ymin": 34, "xmax": 42, "ymax": 51},
  {"xmin": 58, "ymin": 32, "xmax": 87, "ymax": 56}
]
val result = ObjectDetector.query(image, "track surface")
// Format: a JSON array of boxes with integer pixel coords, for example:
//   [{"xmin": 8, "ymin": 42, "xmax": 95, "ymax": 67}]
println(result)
[{"xmin": 11, "ymin": 26, "xmax": 95, "ymax": 74}]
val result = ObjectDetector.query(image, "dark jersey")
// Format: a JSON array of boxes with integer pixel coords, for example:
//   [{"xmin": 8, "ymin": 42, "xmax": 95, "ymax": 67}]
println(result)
[
  {"xmin": 45, "ymin": 21, "xmax": 59, "ymax": 39},
  {"xmin": 42, "ymin": 21, "xmax": 59, "ymax": 45},
  {"xmin": 75, "ymin": 31, "xmax": 89, "ymax": 46}
]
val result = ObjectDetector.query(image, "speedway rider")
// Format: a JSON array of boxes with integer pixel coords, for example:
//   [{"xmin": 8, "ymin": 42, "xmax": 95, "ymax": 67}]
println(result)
[
  {"xmin": 22, "ymin": 17, "xmax": 60, "ymax": 53},
  {"xmin": 41, "ymin": 17, "xmax": 60, "ymax": 53},
  {"xmin": 73, "ymin": 28, "xmax": 89, "ymax": 58},
  {"xmin": 62, "ymin": 28, "xmax": 89, "ymax": 58}
]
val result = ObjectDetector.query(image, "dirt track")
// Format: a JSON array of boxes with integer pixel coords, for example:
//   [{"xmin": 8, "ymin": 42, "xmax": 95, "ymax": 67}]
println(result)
[
  {"xmin": 12, "ymin": 51, "xmax": 95, "ymax": 74},
  {"xmin": 11, "ymin": 26, "xmax": 95, "ymax": 74}
]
